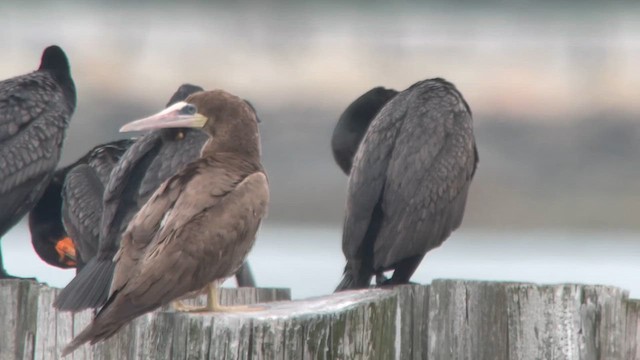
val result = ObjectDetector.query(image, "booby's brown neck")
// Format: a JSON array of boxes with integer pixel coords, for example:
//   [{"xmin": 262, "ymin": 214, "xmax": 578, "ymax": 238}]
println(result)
[{"xmin": 200, "ymin": 124, "xmax": 261, "ymax": 164}]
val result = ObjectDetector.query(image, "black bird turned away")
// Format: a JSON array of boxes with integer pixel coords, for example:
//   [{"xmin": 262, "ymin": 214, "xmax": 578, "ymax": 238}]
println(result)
[{"xmin": 335, "ymin": 78, "xmax": 478, "ymax": 291}]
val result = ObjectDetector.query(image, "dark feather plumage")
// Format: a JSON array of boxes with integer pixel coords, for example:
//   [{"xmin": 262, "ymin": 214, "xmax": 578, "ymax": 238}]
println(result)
[
  {"xmin": 0, "ymin": 45, "xmax": 75, "ymax": 278},
  {"xmin": 28, "ymin": 139, "xmax": 132, "ymax": 269},
  {"xmin": 336, "ymin": 78, "xmax": 478, "ymax": 291},
  {"xmin": 61, "ymin": 139, "xmax": 134, "ymax": 267},
  {"xmin": 28, "ymin": 168, "xmax": 70, "ymax": 268}
]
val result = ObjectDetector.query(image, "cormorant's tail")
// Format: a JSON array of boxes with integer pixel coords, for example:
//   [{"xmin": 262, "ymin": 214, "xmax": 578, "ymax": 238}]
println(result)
[
  {"xmin": 334, "ymin": 261, "xmax": 372, "ymax": 292},
  {"xmin": 54, "ymin": 258, "xmax": 114, "ymax": 311}
]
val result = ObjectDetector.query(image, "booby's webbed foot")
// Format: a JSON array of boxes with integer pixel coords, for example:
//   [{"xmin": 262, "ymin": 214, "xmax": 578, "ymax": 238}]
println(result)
[
  {"xmin": 210, "ymin": 304, "xmax": 265, "ymax": 313},
  {"xmin": 172, "ymin": 300, "xmax": 202, "ymax": 312},
  {"xmin": 172, "ymin": 300, "xmax": 264, "ymax": 313}
]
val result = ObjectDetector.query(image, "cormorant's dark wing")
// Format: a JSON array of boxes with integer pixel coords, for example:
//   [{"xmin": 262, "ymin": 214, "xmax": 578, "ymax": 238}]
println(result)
[
  {"xmin": 87, "ymin": 139, "xmax": 135, "ymax": 185},
  {"xmin": 341, "ymin": 96, "xmax": 406, "ymax": 261},
  {"xmin": 342, "ymin": 79, "xmax": 477, "ymax": 277},
  {"xmin": 61, "ymin": 139, "xmax": 133, "ymax": 266},
  {"xmin": 136, "ymin": 130, "xmax": 206, "ymax": 201},
  {"xmin": 0, "ymin": 73, "xmax": 72, "ymax": 236},
  {"xmin": 100, "ymin": 133, "xmax": 164, "ymax": 256},
  {"xmin": 62, "ymin": 164, "xmax": 104, "ymax": 264},
  {"xmin": 374, "ymin": 80, "xmax": 476, "ymax": 270}
]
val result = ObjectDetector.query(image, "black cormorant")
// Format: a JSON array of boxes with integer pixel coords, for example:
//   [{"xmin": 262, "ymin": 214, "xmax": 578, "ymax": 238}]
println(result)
[
  {"xmin": 0, "ymin": 45, "xmax": 76, "ymax": 278},
  {"xmin": 63, "ymin": 89, "xmax": 268, "ymax": 355},
  {"xmin": 29, "ymin": 139, "xmax": 133, "ymax": 270},
  {"xmin": 335, "ymin": 78, "xmax": 478, "ymax": 291}
]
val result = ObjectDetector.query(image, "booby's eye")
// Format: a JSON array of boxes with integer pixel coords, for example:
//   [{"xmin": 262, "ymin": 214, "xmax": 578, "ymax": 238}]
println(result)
[{"xmin": 181, "ymin": 104, "xmax": 197, "ymax": 115}]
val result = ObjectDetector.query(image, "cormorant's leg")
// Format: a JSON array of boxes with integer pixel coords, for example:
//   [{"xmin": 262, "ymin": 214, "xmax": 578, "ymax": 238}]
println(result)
[
  {"xmin": 386, "ymin": 255, "xmax": 425, "ymax": 285},
  {"xmin": 375, "ymin": 272, "xmax": 389, "ymax": 286},
  {"xmin": 234, "ymin": 261, "xmax": 256, "ymax": 287},
  {"xmin": 0, "ymin": 248, "xmax": 7, "ymax": 278}
]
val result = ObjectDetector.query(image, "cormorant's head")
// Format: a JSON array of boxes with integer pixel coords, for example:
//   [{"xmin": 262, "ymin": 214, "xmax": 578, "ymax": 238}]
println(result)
[
  {"xmin": 29, "ymin": 166, "xmax": 77, "ymax": 269},
  {"xmin": 38, "ymin": 45, "xmax": 76, "ymax": 110},
  {"xmin": 331, "ymin": 86, "xmax": 398, "ymax": 174},
  {"xmin": 166, "ymin": 84, "xmax": 205, "ymax": 107},
  {"xmin": 39, "ymin": 45, "xmax": 71, "ymax": 79}
]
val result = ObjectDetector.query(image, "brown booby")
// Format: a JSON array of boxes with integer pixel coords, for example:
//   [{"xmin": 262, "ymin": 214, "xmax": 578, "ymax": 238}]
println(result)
[
  {"xmin": 335, "ymin": 78, "xmax": 478, "ymax": 291},
  {"xmin": 54, "ymin": 84, "xmax": 256, "ymax": 312},
  {"xmin": 63, "ymin": 89, "xmax": 268, "ymax": 355},
  {"xmin": 0, "ymin": 45, "xmax": 76, "ymax": 278}
]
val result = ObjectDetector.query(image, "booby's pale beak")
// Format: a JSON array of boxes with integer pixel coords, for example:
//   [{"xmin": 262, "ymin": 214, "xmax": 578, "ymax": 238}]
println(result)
[{"xmin": 119, "ymin": 101, "xmax": 207, "ymax": 132}]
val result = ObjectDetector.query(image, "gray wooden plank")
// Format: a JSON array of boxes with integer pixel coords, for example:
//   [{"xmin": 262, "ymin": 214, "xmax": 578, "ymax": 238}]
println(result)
[
  {"xmin": 1, "ymin": 279, "xmax": 637, "ymax": 359},
  {"xmin": 581, "ymin": 285, "xmax": 628, "ymax": 359},
  {"xmin": 395, "ymin": 285, "xmax": 429, "ymax": 360},
  {"xmin": 428, "ymin": 279, "xmax": 510, "ymax": 360},
  {"xmin": 625, "ymin": 299, "xmax": 640, "ymax": 360},
  {"xmin": 0, "ymin": 280, "xmax": 40, "ymax": 360}
]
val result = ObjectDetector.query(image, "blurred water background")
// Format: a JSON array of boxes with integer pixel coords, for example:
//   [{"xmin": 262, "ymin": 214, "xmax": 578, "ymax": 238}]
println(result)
[{"xmin": 0, "ymin": 1, "xmax": 638, "ymax": 298}]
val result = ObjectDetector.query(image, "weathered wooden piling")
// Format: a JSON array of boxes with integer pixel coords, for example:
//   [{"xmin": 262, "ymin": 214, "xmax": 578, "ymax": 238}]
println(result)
[{"xmin": 0, "ymin": 279, "xmax": 638, "ymax": 360}]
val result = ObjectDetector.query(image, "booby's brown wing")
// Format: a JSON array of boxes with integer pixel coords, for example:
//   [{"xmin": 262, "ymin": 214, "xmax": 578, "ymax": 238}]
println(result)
[
  {"xmin": 111, "ymin": 162, "xmax": 267, "ymax": 301},
  {"xmin": 117, "ymin": 169, "xmax": 268, "ymax": 303},
  {"xmin": 63, "ymin": 162, "xmax": 267, "ymax": 350}
]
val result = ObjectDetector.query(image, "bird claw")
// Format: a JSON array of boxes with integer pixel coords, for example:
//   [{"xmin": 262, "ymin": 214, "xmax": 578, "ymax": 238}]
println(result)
[
  {"xmin": 172, "ymin": 300, "xmax": 264, "ymax": 313},
  {"xmin": 172, "ymin": 301, "xmax": 204, "ymax": 313},
  {"xmin": 212, "ymin": 304, "xmax": 265, "ymax": 313}
]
